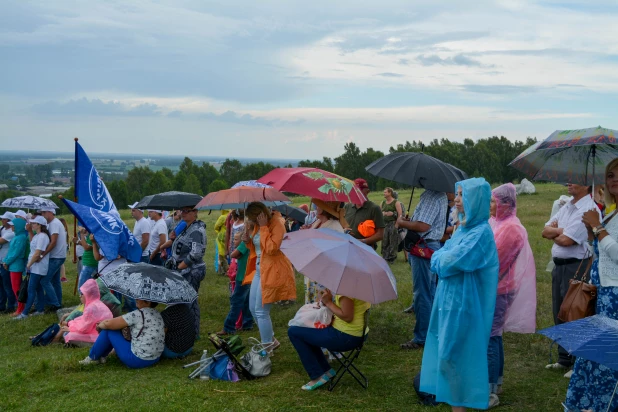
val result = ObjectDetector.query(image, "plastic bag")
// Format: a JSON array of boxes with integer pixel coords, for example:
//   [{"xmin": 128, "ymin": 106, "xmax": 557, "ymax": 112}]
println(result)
[{"xmin": 288, "ymin": 303, "xmax": 333, "ymax": 329}]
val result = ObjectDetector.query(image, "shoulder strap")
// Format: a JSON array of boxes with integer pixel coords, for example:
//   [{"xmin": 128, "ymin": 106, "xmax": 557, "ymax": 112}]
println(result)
[{"xmin": 135, "ymin": 309, "xmax": 145, "ymax": 338}]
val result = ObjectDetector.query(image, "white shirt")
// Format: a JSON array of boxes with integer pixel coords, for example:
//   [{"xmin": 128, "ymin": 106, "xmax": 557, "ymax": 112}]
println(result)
[
  {"xmin": 133, "ymin": 217, "xmax": 152, "ymax": 257},
  {"xmin": 545, "ymin": 195, "xmax": 600, "ymax": 259},
  {"xmin": 147, "ymin": 219, "xmax": 168, "ymax": 254},
  {"xmin": 97, "ymin": 248, "xmax": 127, "ymax": 275},
  {"xmin": 47, "ymin": 217, "xmax": 67, "ymax": 259},
  {"xmin": 29, "ymin": 233, "xmax": 50, "ymax": 275},
  {"xmin": 0, "ymin": 227, "xmax": 15, "ymax": 262},
  {"xmin": 598, "ymin": 211, "xmax": 618, "ymax": 287}
]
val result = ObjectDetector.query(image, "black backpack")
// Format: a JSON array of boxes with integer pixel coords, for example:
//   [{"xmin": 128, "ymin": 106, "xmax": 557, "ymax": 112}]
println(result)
[{"xmin": 31, "ymin": 324, "xmax": 60, "ymax": 346}]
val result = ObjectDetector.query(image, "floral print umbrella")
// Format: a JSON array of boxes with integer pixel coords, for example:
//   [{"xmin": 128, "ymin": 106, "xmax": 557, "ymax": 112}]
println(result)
[
  {"xmin": 509, "ymin": 126, "xmax": 618, "ymax": 185},
  {"xmin": 257, "ymin": 167, "xmax": 367, "ymax": 205},
  {"xmin": 1, "ymin": 195, "xmax": 59, "ymax": 209}
]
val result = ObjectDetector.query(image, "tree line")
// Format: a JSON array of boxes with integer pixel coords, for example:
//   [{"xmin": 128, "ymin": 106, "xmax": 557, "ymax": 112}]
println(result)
[{"xmin": 2, "ymin": 136, "xmax": 536, "ymax": 215}]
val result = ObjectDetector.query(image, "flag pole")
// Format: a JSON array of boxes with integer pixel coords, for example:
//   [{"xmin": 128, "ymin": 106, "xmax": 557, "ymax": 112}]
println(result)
[{"xmin": 72, "ymin": 137, "xmax": 79, "ymax": 295}]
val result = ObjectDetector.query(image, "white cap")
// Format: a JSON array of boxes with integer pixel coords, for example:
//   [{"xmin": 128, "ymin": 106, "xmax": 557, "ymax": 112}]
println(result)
[
  {"xmin": 38, "ymin": 207, "xmax": 57, "ymax": 214},
  {"xmin": 0, "ymin": 212, "xmax": 15, "ymax": 220},
  {"xmin": 30, "ymin": 216, "xmax": 48, "ymax": 226},
  {"xmin": 15, "ymin": 210, "xmax": 27, "ymax": 219},
  {"xmin": 128, "ymin": 202, "xmax": 140, "ymax": 209},
  {"xmin": 7, "ymin": 220, "xmax": 14, "ymax": 226},
  {"xmin": 147, "ymin": 209, "xmax": 163, "ymax": 214}
]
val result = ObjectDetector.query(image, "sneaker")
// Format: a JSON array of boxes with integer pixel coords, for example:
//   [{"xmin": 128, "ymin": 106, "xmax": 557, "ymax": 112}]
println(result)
[
  {"xmin": 545, "ymin": 362, "xmax": 569, "ymax": 370},
  {"xmin": 488, "ymin": 394, "xmax": 500, "ymax": 409},
  {"xmin": 13, "ymin": 313, "xmax": 28, "ymax": 320},
  {"xmin": 79, "ymin": 356, "xmax": 106, "ymax": 365},
  {"xmin": 31, "ymin": 311, "xmax": 45, "ymax": 316},
  {"xmin": 564, "ymin": 369, "xmax": 573, "ymax": 379}
]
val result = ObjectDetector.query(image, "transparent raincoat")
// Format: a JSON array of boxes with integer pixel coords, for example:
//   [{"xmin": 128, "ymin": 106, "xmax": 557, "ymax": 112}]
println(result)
[
  {"xmin": 65, "ymin": 279, "xmax": 114, "ymax": 344},
  {"xmin": 489, "ymin": 183, "xmax": 536, "ymax": 336},
  {"xmin": 420, "ymin": 177, "xmax": 499, "ymax": 409}
]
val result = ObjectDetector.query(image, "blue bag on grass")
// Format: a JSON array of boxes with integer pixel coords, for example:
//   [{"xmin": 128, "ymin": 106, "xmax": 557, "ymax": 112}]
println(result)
[{"xmin": 31, "ymin": 324, "xmax": 60, "ymax": 346}]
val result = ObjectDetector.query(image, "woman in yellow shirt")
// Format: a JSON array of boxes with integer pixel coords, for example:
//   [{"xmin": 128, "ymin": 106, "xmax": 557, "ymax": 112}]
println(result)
[{"xmin": 288, "ymin": 289, "xmax": 370, "ymax": 391}]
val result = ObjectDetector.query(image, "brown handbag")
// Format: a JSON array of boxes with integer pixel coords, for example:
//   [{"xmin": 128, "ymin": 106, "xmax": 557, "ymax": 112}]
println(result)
[{"xmin": 557, "ymin": 258, "xmax": 597, "ymax": 322}]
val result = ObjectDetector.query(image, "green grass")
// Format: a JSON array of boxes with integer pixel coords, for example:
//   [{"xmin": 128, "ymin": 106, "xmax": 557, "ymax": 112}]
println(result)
[{"xmin": 0, "ymin": 184, "xmax": 571, "ymax": 411}]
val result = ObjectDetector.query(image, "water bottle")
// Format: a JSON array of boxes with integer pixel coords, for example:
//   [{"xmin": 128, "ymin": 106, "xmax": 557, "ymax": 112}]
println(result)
[{"xmin": 200, "ymin": 350, "xmax": 210, "ymax": 380}]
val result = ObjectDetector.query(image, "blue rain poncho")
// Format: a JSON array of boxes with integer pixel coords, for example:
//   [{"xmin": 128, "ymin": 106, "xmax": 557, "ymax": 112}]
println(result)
[{"xmin": 420, "ymin": 177, "xmax": 499, "ymax": 409}]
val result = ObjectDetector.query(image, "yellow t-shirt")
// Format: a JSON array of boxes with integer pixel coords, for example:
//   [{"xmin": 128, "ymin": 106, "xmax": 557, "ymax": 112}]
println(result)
[{"xmin": 332, "ymin": 295, "xmax": 370, "ymax": 337}]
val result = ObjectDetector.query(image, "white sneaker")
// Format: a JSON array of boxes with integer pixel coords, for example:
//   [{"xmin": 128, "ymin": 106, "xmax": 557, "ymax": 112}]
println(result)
[
  {"xmin": 12, "ymin": 313, "xmax": 28, "ymax": 320},
  {"xmin": 79, "ymin": 356, "xmax": 106, "ymax": 365},
  {"xmin": 31, "ymin": 311, "xmax": 45, "ymax": 316},
  {"xmin": 488, "ymin": 393, "xmax": 500, "ymax": 409},
  {"xmin": 564, "ymin": 369, "xmax": 573, "ymax": 379},
  {"xmin": 545, "ymin": 362, "xmax": 568, "ymax": 370}
]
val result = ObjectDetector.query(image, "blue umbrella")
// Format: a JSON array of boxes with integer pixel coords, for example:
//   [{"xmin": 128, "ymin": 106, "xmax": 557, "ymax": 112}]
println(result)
[{"xmin": 538, "ymin": 315, "xmax": 618, "ymax": 370}]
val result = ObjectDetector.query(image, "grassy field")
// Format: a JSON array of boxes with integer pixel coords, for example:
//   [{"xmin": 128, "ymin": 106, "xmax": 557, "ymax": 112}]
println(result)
[{"xmin": 0, "ymin": 183, "xmax": 572, "ymax": 411}]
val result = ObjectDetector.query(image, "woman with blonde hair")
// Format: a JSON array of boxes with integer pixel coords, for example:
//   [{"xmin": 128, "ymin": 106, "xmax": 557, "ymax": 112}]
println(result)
[{"xmin": 242, "ymin": 202, "xmax": 295, "ymax": 352}]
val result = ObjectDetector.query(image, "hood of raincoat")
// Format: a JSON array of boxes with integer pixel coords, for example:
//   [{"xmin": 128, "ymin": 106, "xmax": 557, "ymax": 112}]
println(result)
[
  {"xmin": 80, "ymin": 279, "xmax": 101, "ymax": 306},
  {"xmin": 12, "ymin": 218, "xmax": 26, "ymax": 235},
  {"xmin": 456, "ymin": 177, "xmax": 491, "ymax": 229},
  {"xmin": 492, "ymin": 183, "xmax": 517, "ymax": 222}
]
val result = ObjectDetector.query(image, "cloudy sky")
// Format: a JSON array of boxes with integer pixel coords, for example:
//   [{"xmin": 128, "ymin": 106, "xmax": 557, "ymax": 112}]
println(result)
[{"xmin": 1, "ymin": 0, "xmax": 617, "ymax": 159}]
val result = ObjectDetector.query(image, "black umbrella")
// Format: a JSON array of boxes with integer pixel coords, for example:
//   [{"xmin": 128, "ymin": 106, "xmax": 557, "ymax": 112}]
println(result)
[
  {"xmin": 99, "ymin": 262, "xmax": 198, "ymax": 304},
  {"xmin": 365, "ymin": 151, "xmax": 467, "ymax": 211},
  {"xmin": 273, "ymin": 204, "xmax": 308, "ymax": 222},
  {"xmin": 136, "ymin": 191, "xmax": 202, "ymax": 211}
]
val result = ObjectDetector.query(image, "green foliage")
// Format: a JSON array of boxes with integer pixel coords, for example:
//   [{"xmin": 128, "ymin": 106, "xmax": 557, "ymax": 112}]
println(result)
[{"xmin": 208, "ymin": 179, "xmax": 228, "ymax": 192}]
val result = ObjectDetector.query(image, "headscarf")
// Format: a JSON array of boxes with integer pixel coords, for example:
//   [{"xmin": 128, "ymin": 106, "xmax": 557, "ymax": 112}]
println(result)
[
  {"xmin": 311, "ymin": 198, "xmax": 349, "ymax": 229},
  {"xmin": 489, "ymin": 183, "xmax": 536, "ymax": 335},
  {"xmin": 65, "ymin": 279, "xmax": 114, "ymax": 343}
]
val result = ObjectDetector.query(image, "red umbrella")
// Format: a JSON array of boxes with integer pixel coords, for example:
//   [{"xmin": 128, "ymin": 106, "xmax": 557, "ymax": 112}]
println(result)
[
  {"xmin": 196, "ymin": 187, "xmax": 291, "ymax": 210},
  {"xmin": 257, "ymin": 168, "xmax": 366, "ymax": 205}
]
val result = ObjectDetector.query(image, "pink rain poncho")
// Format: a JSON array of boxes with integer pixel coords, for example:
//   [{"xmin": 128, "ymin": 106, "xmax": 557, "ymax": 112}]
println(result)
[
  {"xmin": 489, "ymin": 183, "xmax": 536, "ymax": 336},
  {"xmin": 65, "ymin": 279, "xmax": 114, "ymax": 344}
]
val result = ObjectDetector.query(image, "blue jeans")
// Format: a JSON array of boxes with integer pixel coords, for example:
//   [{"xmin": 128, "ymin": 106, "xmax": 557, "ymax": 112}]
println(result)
[
  {"xmin": 488, "ymin": 335, "xmax": 504, "ymax": 393},
  {"xmin": 249, "ymin": 264, "xmax": 273, "ymax": 344},
  {"xmin": 223, "ymin": 283, "xmax": 254, "ymax": 333},
  {"xmin": 149, "ymin": 253, "xmax": 163, "ymax": 266},
  {"xmin": 45, "ymin": 258, "xmax": 65, "ymax": 307},
  {"xmin": 0, "ymin": 265, "xmax": 16, "ymax": 311},
  {"xmin": 288, "ymin": 326, "xmax": 363, "ymax": 380},
  {"xmin": 162, "ymin": 346, "xmax": 193, "ymax": 359},
  {"xmin": 78, "ymin": 265, "xmax": 98, "ymax": 291},
  {"xmin": 24, "ymin": 272, "xmax": 58, "ymax": 315},
  {"xmin": 410, "ymin": 240, "xmax": 441, "ymax": 345},
  {"xmin": 90, "ymin": 330, "xmax": 160, "ymax": 369}
]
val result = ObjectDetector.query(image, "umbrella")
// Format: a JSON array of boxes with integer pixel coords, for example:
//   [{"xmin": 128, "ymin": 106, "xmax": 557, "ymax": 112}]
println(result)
[
  {"xmin": 1, "ymin": 196, "xmax": 59, "ymax": 210},
  {"xmin": 509, "ymin": 126, "xmax": 618, "ymax": 185},
  {"xmin": 99, "ymin": 262, "xmax": 198, "ymax": 304},
  {"xmin": 231, "ymin": 180, "xmax": 271, "ymax": 189},
  {"xmin": 280, "ymin": 228, "xmax": 398, "ymax": 304},
  {"xmin": 273, "ymin": 204, "xmax": 308, "ymax": 222},
  {"xmin": 196, "ymin": 186, "xmax": 291, "ymax": 210},
  {"xmin": 257, "ymin": 167, "xmax": 367, "ymax": 205},
  {"xmin": 538, "ymin": 315, "xmax": 618, "ymax": 371},
  {"xmin": 136, "ymin": 191, "xmax": 202, "ymax": 211},
  {"xmin": 365, "ymin": 151, "xmax": 467, "ymax": 211}
]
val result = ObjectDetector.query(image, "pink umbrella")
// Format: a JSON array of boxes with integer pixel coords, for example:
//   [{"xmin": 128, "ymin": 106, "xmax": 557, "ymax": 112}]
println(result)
[{"xmin": 280, "ymin": 228, "xmax": 398, "ymax": 304}]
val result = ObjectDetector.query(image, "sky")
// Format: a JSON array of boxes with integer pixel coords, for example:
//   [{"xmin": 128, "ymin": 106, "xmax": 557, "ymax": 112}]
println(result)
[{"xmin": 1, "ymin": 0, "xmax": 617, "ymax": 160}]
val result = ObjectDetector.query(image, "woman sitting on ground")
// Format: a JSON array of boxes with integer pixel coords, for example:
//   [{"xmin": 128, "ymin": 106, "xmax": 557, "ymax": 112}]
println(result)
[
  {"xmin": 79, "ymin": 298, "xmax": 164, "ymax": 369},
  {"xmin": 288, "ymin": 288, "xmax": 370, "ymax": 391},
  {"xmin": 55, "ymin": 279, "xmax": 113, "ymax": 346},
  {"xmin": 160, "ymin": 303, "xmax": 195, "ymax": 359}
]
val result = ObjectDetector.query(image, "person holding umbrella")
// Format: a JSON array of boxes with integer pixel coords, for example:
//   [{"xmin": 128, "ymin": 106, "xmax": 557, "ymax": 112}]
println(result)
[
  {"xmin": 242, "ymin": 202, "xmax": 295, "ymax": 351},
  {"xmin": 170, "ymin": 205, "xmax": 206, "ymax": 338},
  {"xmin": 564, "ymin": 158, "xmax": 618, "ymax": 412},
  {"xmin": 397, "ymin": 188, "xmax": 448, "ymax": 349}
]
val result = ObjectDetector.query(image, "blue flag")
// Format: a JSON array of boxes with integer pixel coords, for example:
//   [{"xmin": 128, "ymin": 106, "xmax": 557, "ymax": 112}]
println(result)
[
  {"xmin": 75, "ymin": 141, "xmax": 117, "ymax": 213},
  {"xmin": 62, "ymin": 199, "xmax": 142, "ymax": 263}
]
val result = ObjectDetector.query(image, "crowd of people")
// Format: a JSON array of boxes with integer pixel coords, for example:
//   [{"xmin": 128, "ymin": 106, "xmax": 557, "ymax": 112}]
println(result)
[{"xmin": 1, "ymin": 164, "xmax": 617, "ymax": 410}]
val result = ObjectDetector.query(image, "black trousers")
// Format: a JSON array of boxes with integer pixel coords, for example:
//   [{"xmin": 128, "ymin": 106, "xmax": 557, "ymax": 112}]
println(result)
[{"xmin": 551, "ymin": 257, "xmax": 590, "ymax": 366}]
